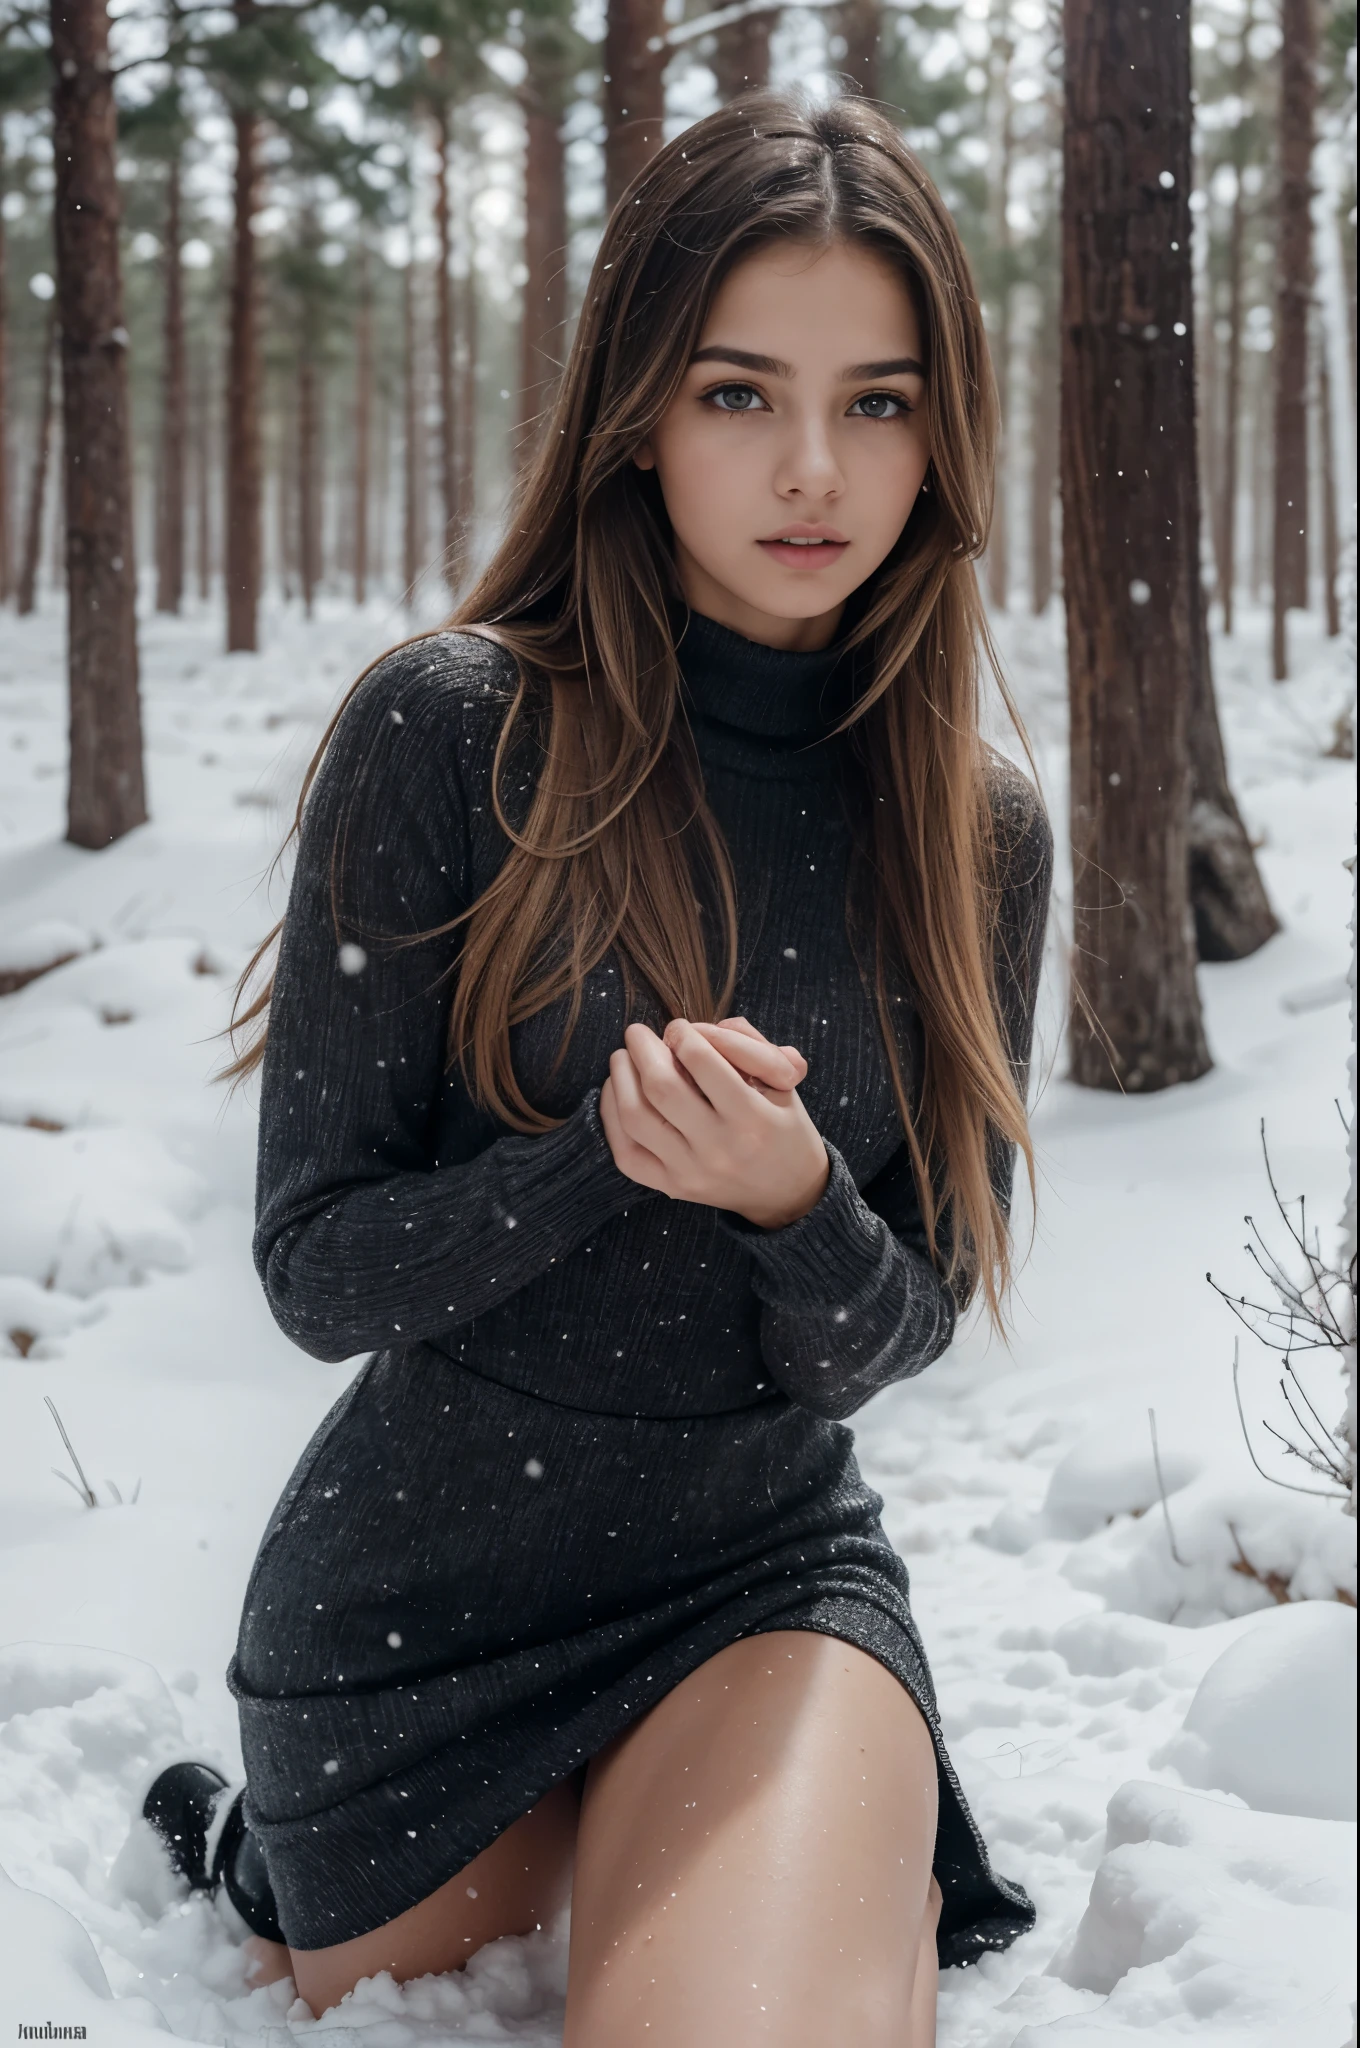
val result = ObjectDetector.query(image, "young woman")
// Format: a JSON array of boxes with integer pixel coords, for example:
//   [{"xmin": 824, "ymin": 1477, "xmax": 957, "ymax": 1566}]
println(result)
[{"xmin": 162, "ymin": 89, "xmax": 1053, "ymax": 2045}]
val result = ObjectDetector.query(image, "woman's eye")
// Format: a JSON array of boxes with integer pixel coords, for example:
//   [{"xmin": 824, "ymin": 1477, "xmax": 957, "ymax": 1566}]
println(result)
[
  {"xmin": 708, "ymin": 384, "xmax": 767, "ymax": 413},
  {"xmin": 849, "ymin": 392, "xmax": 911, "ymax": 419}
]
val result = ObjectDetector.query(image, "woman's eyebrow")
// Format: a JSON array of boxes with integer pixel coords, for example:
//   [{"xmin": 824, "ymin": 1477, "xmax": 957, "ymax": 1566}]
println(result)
[
  {"xmin": 689, "ymin": 345, "xmax": 792, "ymax": 376},
  {"xmin": 842, "ymin": 355, "xmax": 926, "ymax": 379}
]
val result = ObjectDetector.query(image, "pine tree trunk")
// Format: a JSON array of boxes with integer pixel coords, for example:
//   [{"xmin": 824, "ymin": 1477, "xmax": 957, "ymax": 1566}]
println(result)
[
  {"xmin": 353, "ymin": 247, "xmax": 371, "ymax": 606},
  {"xmin": 155, "ymin": 154, "xmax": 186, "ymax": 615},
  {"xmin": 17, "ymin": 306, "xmax": 57, "ymax": 616},
  {"xmin": 1030, "ymin": 281, "xmax": 1059, "ymax": 615},
  {"xmin": 1216, "ymin": 164, "xmax": 1245, "ymax": 632},
  {"xmin": 458, "ymin": 255, "xmax": 477, "ymax": 555},
  {"xmin": 402, "ymin": 259, "xmax": 422, "ymax": 602},
  {"xmin": 1318, "ymin": 318, "xmax": 1340, "ymax": 638},
  {"xmin": 838, "ymin": 0, "xmax": 880, "ymax": 97},
  {"xmin": 433, "ymin": 101, "xmax": 459, "ymax": 586},
  {"xmin": 1271, "ymin": 0, "xmax": 1317, "ymax": 680},
  {"xmin": 1061, "ymin": 0, "xmax": 1211, "ymax": 1092},
  {"xmin": 986, "ymin": 3, "xmax": 1015, "ymax": 612},
  {"xmin": 298, "ymin": 346, "xmax": 319, "ymax": 618},
  {"xmin": 195, "ymin": 341, "xmax": 212, "ymax": 601},
  {"xmin": 603, "ymin": 0, "xmax": 666, "ymax": 213},
  {"xmin": 1188, "ymin": 591, "xmax": 1279, "ymax": 959},
  {"xmin": 711, "ymin": 9, "xmax": 776, "ymax": 100},
  {"xmin": 225, "ymin": 101, "xmax": 261, "ymax": 652},
  {"xmin": 520, "ymin": 25, "xmax": 570, "ymax": 459},
  {"xmin": 0, "ymin": 161, "xmax": 10, "ymax": 605},
  {"xmin": 51, "ymin": 0, "xmax": 146, "ymax": 849},
  {"xmin": 1216, "ymin": 13, "xmax": 1253, "ymax": 636},
  {"xmin": 1250, "ymin": 347, "xmax": 1268, "ymax": 600}
]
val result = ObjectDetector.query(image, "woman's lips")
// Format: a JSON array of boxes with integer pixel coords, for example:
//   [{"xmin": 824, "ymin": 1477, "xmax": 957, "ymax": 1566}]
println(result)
[{"xmin": 757, "ymin": 537, "xmax": 851, "ymax": 570}]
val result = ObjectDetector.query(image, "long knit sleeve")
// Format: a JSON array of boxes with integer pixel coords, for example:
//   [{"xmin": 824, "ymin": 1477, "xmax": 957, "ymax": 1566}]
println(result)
[
  {"xmin": 733, "ymin": 757, "xmax": 1054, "ymax": 1421},
  {"xmin": 253, "ymin": 642, "xmax": 646, "ymax": 1364}
]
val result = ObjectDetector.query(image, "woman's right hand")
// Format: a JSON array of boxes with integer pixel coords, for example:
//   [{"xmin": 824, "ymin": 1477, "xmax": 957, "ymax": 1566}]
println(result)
[{"xmin": 688, "ymin": 1016, "xmax": 809, "ymax": 1096}]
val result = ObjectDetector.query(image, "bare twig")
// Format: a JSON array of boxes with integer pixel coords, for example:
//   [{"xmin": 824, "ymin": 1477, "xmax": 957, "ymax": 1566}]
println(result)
[
  {"xmin": 1148, "ymin": 1408, "xmax": 1188, "ymax": 1566},
  {"xmin": 1231, "ymin": 1340, "xmax": 1347, "ymax": 1498},
  {"xmin": 44, "ymin": 1397, "xmax": 97, "ymax": 1509}
]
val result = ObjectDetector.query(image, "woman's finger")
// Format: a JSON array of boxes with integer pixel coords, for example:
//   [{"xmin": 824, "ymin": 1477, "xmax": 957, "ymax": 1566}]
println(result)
[
  {"xmin": 681, "ymin": 1021, "xmax": 800, "ymax": 1092},
  {"xmin": 694, "ymin": 1019, "xmax": 808, "ymax": 1088},
  {"xmin": 624, "ymin": 1025, "xmax": 719, "ymax": 1145},
  {"xmin": 599, "ymin": 1071, "xmax": 671, "ymax": 1190},
  {"xmin": 663, "ymin": 1019, "xmax": 783, "ymax": 1119},
  {"xmin": 612, "ymin": 1041, "xmax": 699, "ymax": 1161}
]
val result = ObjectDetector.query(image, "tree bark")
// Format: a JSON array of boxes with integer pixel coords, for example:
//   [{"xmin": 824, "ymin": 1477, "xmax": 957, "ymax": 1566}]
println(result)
[
  {"xmin": 1030, "ymin": 260, "xmax": 1059, "ymax": 614},
  {"xmin": 17, "ymin": 306, "xmax": 57, "ymax": 616},
  {"xmin": 195, "ymin": 340, "xmax": 212, "ymax": 600},
  {"xmin": 353, "ymin": 245, "xmax": 371, "ymax": 606},
  {"xmin": 603, "ymin": 0, "xmax": 666, "ymax": 213},
  {"xmin": 1271, "ymin": 0, "xmax": 1317, "ymax": 680},
  {"xmin": 225, "ymin": 101, "xmax": 261, "ymax": 652},
  {"xmin": 402, "ymin": 259, "xmax": 423, "ymax": 602},
  {"xmin": 1318, "ymin": 312, "xmax": 1339, "ymax": 639},
  {"xmin": 298, "ymin": 346, "xmax": 320, "ymax": 617},
  {"xmin": 433, "ymin": 100, "xmax": 459, "ymax": 587},
  {"xmin": 0, "ymin": 160, "xmax": 10, "ymax": 604},
  {"xmin": 458, "ymin": 253, "xmax": 477, "ymax": 554},
  {"xmin": 1061, "ymin": 0, "xmax": 1211, "ymax": 1092},
  {"xmin": 520, "ymin": 23, "xmax": 570, "ymax": 458},
  {"xmin": 986, "ymin": 0, "xmax": 1015, "ymax": 611},
  {"xmin": 1215, "ymin": 13, "xmax": 1253, "ymax": 635},
  {"xmin": 711, "ymin": 8, "xmax": 777, "ymax": 100},
  {"xmin": 838, "ymin": 0, "xmax": 880, "ymax": 98},
  {"xmin": 50, "ymin": 0, "xmax": 145, "ymax": 849},
  {"xmin": 155, "ymin": 153, "xmax": 186, "ymax": 615},
  {"xmin": 1187, "ymin": 592, "xmax": 1279, "ymax": 960}
]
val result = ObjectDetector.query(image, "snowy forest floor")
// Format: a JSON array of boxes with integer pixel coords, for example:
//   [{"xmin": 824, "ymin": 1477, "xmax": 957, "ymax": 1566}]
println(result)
[{"xmin": 0, "ymin": 590, "xmax": 1355, "ymax": 2047}]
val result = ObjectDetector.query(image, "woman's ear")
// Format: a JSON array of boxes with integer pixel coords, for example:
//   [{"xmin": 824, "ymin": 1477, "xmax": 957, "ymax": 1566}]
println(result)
[{"xmin": 632, "ymin": 440, "xmax": 657, "ymax": 472}]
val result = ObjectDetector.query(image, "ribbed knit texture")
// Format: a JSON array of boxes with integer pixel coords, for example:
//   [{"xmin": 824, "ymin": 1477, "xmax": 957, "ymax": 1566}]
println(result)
[{"xmin": 229, "ymin": 615, "xmax": 1053, "ymax": 1962}]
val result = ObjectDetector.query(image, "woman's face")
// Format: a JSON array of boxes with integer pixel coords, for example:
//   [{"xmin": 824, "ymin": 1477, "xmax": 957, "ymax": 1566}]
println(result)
[{"xmin": 634, "ymin": 238, "xmax": 931, "ymax": 653}]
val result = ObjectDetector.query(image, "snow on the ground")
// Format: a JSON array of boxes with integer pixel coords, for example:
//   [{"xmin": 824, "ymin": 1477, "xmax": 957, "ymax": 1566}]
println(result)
[{"xmin": 0, "ymin": 589, "xmax": 1354, "ymax": 2047}]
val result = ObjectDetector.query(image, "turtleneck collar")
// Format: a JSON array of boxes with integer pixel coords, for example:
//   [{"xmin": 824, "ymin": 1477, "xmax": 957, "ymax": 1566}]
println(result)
[{"xmin": 675, "ymin": 610, "xmax": 858, "ymax": 742}]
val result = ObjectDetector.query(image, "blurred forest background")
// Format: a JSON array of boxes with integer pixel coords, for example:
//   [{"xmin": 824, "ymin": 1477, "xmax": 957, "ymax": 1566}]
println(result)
[{"xmin": 0, "ymin": 0, "xmax": 1354, "ymax": 662}]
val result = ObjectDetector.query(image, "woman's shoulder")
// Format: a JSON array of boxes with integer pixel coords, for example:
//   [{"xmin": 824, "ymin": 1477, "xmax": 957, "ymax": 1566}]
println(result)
[
  {"xmin": 981, "ymin": 746, "xmax": 1054, "ymax": 900},
  {"xmin": 343, "ymin": 629, "xmax": 521, "ymax": 734}
]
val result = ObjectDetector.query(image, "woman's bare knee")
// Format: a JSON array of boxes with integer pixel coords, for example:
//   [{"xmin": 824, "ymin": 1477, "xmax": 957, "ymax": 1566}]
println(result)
[
  {"xmin": 289, "ymin": 1780, "xmax": 579, "ymax": 2015},
  {"xmin": 565, "ymin": 1633, "xmax": 938, "ymax": 2046}
]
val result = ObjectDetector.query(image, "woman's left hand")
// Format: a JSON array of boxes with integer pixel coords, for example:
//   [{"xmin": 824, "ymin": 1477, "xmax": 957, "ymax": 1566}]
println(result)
[{"xmin": 599, "ymin": 1019, "xmax": 830, "ymax": 1230}]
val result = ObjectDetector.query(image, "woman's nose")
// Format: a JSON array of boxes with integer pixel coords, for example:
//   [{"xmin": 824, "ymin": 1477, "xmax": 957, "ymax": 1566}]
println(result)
[{"xmin": 774, "ymin": 413, "xmax": 844, "ymax": 500}]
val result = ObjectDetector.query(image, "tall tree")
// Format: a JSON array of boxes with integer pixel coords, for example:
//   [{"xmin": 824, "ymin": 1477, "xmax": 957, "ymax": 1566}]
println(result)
[
  {"xmin": 1060, "ymin": 0, "xmax": 1210, "ymax": 1091},
  {"xmin": 225, "ymin": 91, "xmax": 261, "ymax": 649},
  {"xmin": 16, "ymin": 302, "xmax": 57, "ymax": 616},
  {"xmin": 603, "ymin": 0, "xmax": 666, "ymax": 212},
  {"xmin": 50, "ymin": 0, "xmax": 146, "ymax": 847},
  {"xmin": 155, "ymin": 150, "xmax": 187, "ymax": 612},
  {"xmin": 520, "ymin": 0, "xmax": 576, "ymax": 452},
  {"xmin": 711, "ymin": 5, "xmax": 778, "ymax": 99},
  {"xmin": 1213, "ymin": 6, "xmax": 1255, "ymax": 635},
  {"xmin": 985, "ymin": 0, "xmax": 1015, "ymax": 610},
  {"xmin": 1, "ymin": 37, "xmax": 51, "ymax": 606},
  {"xmin": 353, "ymin": 243, "xmax": 372, "ymax": 605},
  {"xmin": 839, "ymin": 0, "xmax": 881, "ymax": 97},
  {"xmin": 0, "ymin": 157, "xmax": 8, "ymax": 606},
  {"xmin": 1271, "ymin": 0, "xmax": 1318, "ymax": 681}
]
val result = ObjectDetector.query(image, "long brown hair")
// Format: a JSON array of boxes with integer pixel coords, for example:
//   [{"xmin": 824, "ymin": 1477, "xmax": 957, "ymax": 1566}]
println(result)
[{"xmin": 228, "ymin": 90, "xmax": 1045, "ymax": 1335}]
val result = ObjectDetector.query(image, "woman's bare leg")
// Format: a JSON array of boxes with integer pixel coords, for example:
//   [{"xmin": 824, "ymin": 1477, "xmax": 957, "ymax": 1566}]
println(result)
[
  {"xmin": 564, "ymin": 1632, "xmax": 940, "ymax": 2048},
  {"xmin": 248, "ymin": 1778, "xmax": 579, "ymax": 2016}
]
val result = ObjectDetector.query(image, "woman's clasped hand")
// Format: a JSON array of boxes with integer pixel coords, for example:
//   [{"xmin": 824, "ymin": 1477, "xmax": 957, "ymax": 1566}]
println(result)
[{"xmin": 599, "ymin": 1015, "xmax": 831, "ymax": 1231}]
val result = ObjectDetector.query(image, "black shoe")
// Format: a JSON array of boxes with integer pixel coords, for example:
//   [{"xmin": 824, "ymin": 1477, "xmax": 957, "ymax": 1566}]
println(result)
[{"xmin": 143, "ymin": 1763, "xmax": 285, "ymax": 1945}]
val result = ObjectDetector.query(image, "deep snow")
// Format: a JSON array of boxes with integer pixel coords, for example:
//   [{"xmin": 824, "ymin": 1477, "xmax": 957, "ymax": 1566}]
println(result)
[{"xmin": 0, "ymin": 588, "xmax": 1354, "ymax": 2046}]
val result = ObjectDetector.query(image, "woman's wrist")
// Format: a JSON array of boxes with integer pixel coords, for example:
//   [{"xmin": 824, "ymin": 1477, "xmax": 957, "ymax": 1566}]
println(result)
[{"xmin": 740, "ymin": 1145, "xmax": 831, "ymax": 1231}]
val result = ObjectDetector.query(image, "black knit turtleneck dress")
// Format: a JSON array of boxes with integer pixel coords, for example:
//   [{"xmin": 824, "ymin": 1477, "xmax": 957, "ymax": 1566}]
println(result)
[{"xmin": 229, "ymin": 613, "xmax": 1053, "ymax": 1965}]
